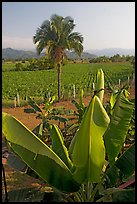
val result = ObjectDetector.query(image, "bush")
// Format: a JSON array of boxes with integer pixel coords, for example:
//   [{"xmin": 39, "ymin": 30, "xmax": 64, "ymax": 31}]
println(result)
[
  {"xmin": 26, "ymin": 57, "xmax": 56, "ymax": 71},
  {"xmin": 15, "ymin": 63, "xmax": 24, "ymax": 71}
]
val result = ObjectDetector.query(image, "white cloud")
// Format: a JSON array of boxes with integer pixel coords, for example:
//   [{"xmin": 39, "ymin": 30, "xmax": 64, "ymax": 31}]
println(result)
[{"xmin": 2, "ymin": 36, "xmax": 36, "ymax": 50}]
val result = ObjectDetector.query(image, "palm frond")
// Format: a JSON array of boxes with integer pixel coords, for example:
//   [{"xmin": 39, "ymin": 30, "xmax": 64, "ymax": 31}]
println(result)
[
  {"xmin": 41, "ymin": 20, "xmax": 50, "ymax": 29},
  {"xmin": 36, "ymin": 41, "xmax": 46, "ymax": 55},
  {"xmin": 62, "ymin": 17, "xmax": 75, "ymax": 35},
  {"xmin": 33, "ymin": 14, "xmax": 83, "ymax": 58},
  {"xmin": 68, "ymin": 32, "xmax": 84, "ymax": 43},
  {"xmin": 69, "ymin": 42, "xmax": 84, "ymax": 56}
]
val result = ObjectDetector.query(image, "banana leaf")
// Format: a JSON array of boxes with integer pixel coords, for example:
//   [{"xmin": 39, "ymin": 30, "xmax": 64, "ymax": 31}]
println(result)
[
  {"xmin": 72, "ymin": 99, "xmax": 80, "ymax": 110},
  {"xmin": 24, "ymin": 108, "xmax": 36, "ymax": 113},
  {"xmin": 32, "ymin": 123, "xmax": 43, "ymax": 137},
  {"xmin": 79, "ymin": 89, "xmax": 85, "ymax": 108},
  {"xmin": 49, "ymin": 124, "xmax": 73, "ymax": 169},
  {"xmin": 69, "ymin": 96, "xmax": 110, "ymax": 184},
  {"xmin": 106, "ymin": 143, "xmax": 135, "ymax": 186},
  {"xmin": 95, "ymin": 68, "xmax": 104, "ymax": 103},
  {"xmin": 28, "ymin": 97, "xmax": 43, "ymax": 113},
  {"xmin": 109, "ymin": 92, "xmax": 119, "ymax": 110},
  {"xmin": 115, "ymin": 143, "xmax": 135, "ymax": 179},
  {"xmin": 2, "ymin": 112, "xmax": 80, "ymax": 193},
  {"xmin": 104, "ymin": 89, "xmax": 134, "ymax": 166},
  {"xmin": 51, "ymin": 115, "xmax": 68, "ymax": 123}
]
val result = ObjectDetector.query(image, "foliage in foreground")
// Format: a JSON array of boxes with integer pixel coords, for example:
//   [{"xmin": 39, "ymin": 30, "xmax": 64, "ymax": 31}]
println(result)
[{"xmin": 2, "ymin": 69, "xmax": 135, "ymax": 202}]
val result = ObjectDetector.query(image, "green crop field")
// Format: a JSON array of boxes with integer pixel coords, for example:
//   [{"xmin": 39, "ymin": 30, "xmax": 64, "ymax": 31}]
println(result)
[
  {"xmin": 2, "ymin": 61, "xmax": 16, "ymax": 71},
  {"xmin": 2, "ymin": 62, "xmax": 134, "ymax": 102},
  {"xmin": 2, "ymin": 61, "xmax": 29, "ymax": 72}
]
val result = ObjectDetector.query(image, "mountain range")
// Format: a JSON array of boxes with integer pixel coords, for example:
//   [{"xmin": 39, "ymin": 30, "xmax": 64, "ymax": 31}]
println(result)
[
  {"xmin": 2, "ymin": 48, "xmax": 96, "ymax": 60},
  {"xmin": 2, "ymin": 47, "xmax": 135, "ymax": 60},
  {"xmin": 85, "ymin": 48, "xmax": 135, "ymax": 57}
]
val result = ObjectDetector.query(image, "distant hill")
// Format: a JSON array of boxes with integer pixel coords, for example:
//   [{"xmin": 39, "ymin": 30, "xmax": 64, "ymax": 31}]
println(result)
[
  {"xmin": 2, "ymin": 48, "xmax": 96, "ymax": 60},
  {"xmin": 85, "ymin": 48, "xmax": 135, "ymax": 57},
  {"xmin": 65, "ymin": 50, "xmax": 96, "ymax": 60},
  {"xmin": 2, "ymin": 48, "xmax": 39, "ymax": 59}
]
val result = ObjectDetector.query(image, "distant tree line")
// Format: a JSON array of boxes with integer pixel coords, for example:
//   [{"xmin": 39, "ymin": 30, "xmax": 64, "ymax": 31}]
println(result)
[
  {"xmin": 89, "ymin": 54, "xmax": 135, "ymax": 64},
  {"xmin": 2, "ymin": 54, "xmax": 135, "ymax": 72}
]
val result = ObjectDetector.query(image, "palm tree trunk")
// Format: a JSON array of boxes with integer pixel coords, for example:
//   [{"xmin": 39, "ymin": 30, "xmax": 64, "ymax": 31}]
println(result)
[{"xmin": 57, "ymin": 63, "xmax": 61, "ymax": 101}]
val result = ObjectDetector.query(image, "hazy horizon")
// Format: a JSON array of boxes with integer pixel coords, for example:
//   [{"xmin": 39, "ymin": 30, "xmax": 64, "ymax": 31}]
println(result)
[
  {"xmin": 2, "ymin": 47, "xmax": 135, "ymax": 53},
  {"xmin": 2, "ymin": 2, "xmax": 135, "ymax": 51}
]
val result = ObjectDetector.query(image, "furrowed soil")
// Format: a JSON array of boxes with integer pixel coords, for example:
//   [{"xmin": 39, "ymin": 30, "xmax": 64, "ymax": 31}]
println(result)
[{"xmin": 2, "ymin": 82, "xmax": 135, "ymax": 200}]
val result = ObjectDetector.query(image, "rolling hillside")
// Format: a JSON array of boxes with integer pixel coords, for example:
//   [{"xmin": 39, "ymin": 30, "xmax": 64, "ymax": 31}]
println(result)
[{"xmin": 2, "ymin": 48, "xmax": 96, "ymax": 60}]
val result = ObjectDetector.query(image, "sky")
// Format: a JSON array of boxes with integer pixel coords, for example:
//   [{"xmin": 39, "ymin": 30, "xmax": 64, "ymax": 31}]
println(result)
[{"xmin": 2, "ymin": 2, "xmax": 135, "ymax": 51}]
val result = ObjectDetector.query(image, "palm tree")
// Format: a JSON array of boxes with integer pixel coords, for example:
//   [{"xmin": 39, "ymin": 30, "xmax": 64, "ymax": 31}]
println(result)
[{"xmin": 33, "ymin": 14, "xmax": 84, "ymax": 101}]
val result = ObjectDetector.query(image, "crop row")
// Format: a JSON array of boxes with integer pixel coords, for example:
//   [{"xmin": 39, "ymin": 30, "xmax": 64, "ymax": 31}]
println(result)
[{"xmin": 2, "ymin": 62, "xmax": 134, "ymax": 101}]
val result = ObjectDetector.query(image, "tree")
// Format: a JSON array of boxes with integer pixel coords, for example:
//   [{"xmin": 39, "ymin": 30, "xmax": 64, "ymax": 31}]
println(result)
[
  {"xmin": 131, "ymin": 56, "xmax": 135, "ymax": 68},
  {"xmin": 33, "ymin": 14, "xmax": 84, "ymax": 101}
]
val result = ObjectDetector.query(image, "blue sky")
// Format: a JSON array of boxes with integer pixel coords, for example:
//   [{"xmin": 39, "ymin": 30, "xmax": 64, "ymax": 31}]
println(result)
[{"xmin": 2, "ymin": 2, "xmax": 135, "ymax": 51}]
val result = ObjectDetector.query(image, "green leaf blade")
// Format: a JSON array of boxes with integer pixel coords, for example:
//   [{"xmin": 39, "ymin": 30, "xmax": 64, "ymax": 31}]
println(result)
[
  {"xmin": 96, "ymin": 68, "xmax": 104, "ymax": 103},
  {"xmin": 49, "ymin": 124, "xmax": 73, "ymax": 169},
  {"xmin": 104, "ymin": 90, "xmax": 134, "ymax": 166},
  {"xmin": 115, "ymin": 143, "xmax": 135, "ymax": 179},
  {"xmin": 28, "ymin": 97, "xmax": 43, "ymax": 113},
  {"xmin": 2, "ymin": 112, "xmax": 80, "ymax": 193},
  {"xmin": 69, "ymin": 96, "xmax": 110, "ymax": 183}
]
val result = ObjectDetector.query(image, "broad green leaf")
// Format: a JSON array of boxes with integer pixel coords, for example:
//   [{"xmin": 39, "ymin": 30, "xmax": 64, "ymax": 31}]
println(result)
[
  {"xmin": 38, "ymin": 123, "xmax": 43, "ymax": 136},
  {"xmin": 32, "ymin": 123, "xmax": 44, "ymax": 139},
  {"xmin": 49, "ymin": 124, "xmax": 73, "ymax": 169},
  {"xmin": 96, "ymin": 68, "xmax": 104, "ymax": 103},
  {"xmin": 49, "ymin": 95, "xmax": 56, "ymax": 104},
  {"xmin": 24, "ymin": 108, "xmax": 36, "ymax": 113},
  {"xmin": 115, "ymin": 143, "xmax": 135, "ymax": 179},
  {"xmin": 2, "ymin": 112, "xmax": 80, "ymax": 193},
  {"xmin": 69, "ymin": 96, "xmax": 110, "ymax": 183},
  {"xmin": 72, "ymin": 99, "xmax": 80, "ymax": 110},
  {"xmin": 51, "ymin": 115, "xmax": 68, "ymax": 123},
  {"xmin": 28, "ymin": 97, "xmax": 43, "ymax": 113},
  {"xmin": 104, "ymin": 89, "xmax": 134, "ymax": 166},
  {"xmin": 105, "ymin": 165, "xmax": 120, "ymax": 186},
  {"xmin": 79, "ymin": 89, "xmax": 85, "ymax": 108},
  {"xmin": 110, "ymin": 92, "xmax": 119, "ymax": 110},
  {"xmin": 106, "ymin": 143, "xmax": 135, "ymax": 185}
]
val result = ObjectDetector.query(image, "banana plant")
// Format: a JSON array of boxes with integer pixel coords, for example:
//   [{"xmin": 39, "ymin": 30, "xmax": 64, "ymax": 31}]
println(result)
[
  {"xmin": 2, "ymin": 69, "xmax": 134, "ymax": 201},
  {"xmin": 2, "ymin": 93, "xmax": 109, "ymax": 193},
  {"xmin": 6, "ymin": 94, "xmax": 75, "ymax": 179},
  {"xmin": 71, "ymin": 89, "xmax": 86, "ymax": 123},
  {"xmin": 72, "ymin": 68, "xmax": 104, "ymax": 123},
  {"xmin": 95, "ymin": 68, "xmax": 104, "ymax": 103},
  {"xmin": 68, "ymin": 68, "xmax": 104, "ymax": 134},
  {"xmin": 24, "ymin": 95, "xmax": 74, "ymax": 142}
]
